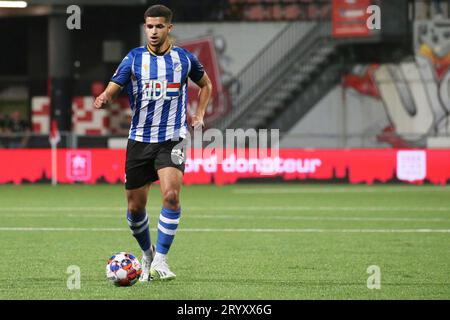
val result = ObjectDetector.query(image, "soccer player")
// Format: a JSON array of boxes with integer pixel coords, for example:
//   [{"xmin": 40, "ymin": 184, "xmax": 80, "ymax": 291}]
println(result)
[{"xmin": 94, "ymin": 4, "xmax": 212, "ymax": 281}]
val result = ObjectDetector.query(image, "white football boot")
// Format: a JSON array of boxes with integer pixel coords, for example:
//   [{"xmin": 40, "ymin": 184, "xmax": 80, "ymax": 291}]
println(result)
[
  {"xmin": 139, "ymin": 244, "xmax": 155, "ymax": 282},
  {"xmin": 150, "ymin": 255, "xmax": 176, "ymax": 281}
]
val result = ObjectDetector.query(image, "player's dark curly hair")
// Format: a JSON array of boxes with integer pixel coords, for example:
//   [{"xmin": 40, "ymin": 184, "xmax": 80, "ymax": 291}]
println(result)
[{"xmin": 144, "ymin": 5, "xmax": 173, "ymax": 23}]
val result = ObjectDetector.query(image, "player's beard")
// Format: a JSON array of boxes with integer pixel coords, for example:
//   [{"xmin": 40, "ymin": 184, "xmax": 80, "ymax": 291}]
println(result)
[{"xmin": 149, "ymin": 34, "xmax": 166, "ymax": 49}]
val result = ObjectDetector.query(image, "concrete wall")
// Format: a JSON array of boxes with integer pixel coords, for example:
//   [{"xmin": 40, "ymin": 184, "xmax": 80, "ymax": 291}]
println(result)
[
  {"xmin": 281, "ymin": 19, "xmax": 450, "ymax": 149},
  {"xmin": 142, "ymin": 22, "xmax": 288, "ymax": 76}
]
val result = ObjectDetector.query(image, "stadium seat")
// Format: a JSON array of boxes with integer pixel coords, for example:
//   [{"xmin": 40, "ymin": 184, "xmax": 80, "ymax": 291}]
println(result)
[
  {"xmin": 285, "ymin": 5, "xmax": 301, "ymax": 20},
  {"xmin": 270, "ymin": 4, "xmax": 283, "ymax": 20},
  {"xmin": 244, "ymin": 5, "xmax": 267, "ymax": 21}
]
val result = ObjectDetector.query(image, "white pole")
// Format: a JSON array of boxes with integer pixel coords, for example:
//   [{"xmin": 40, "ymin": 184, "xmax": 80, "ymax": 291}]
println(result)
[{"xmin": 51, "ymin": 142, "xmax": 57, "ymax": 186}]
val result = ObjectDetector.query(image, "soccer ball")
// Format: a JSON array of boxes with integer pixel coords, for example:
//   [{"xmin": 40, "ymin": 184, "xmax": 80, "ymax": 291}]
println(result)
[{"xmin": 106, "ymin": 252, "xmax": 142, "ymax": 286}]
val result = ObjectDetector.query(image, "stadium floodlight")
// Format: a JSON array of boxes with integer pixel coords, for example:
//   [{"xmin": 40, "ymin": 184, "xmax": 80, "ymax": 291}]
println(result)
[{"xmin": 0, "ymin": 1, "xmax": 27, "ymax": 8}]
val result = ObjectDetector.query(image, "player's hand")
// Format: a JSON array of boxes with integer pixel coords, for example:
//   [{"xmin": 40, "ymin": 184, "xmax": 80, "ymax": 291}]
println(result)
[
  {"xmin": 94, "ymin": 92, "xmax": 109, "ymax": 109},
  {"xmin": 191, "ymin": 114, "xmax": 204, "ymax": 130}
]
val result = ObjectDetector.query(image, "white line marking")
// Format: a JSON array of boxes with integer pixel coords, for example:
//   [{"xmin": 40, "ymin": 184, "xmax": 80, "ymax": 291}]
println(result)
[
  {"xmin": 0, "ymin": 206, "xmax": 449, "ymax": 212},
  {"xmin": 1, "ymin": 213, "xmax": 448, "ymax": 222},
  {"xmin": 0, "ymin": 227, "xmax": 125, "ymax": 232},
  {"xmin": 233, "ymin": 187, "xmax": 450, "ymax": 194},
  {"xmin": 0, "ymin": 227, "xmax": 449, "ymax": 233},
  {"xmin": 189, "ymin": 215, "xmax": 450, "ymax": 222},
  {"xmin": 0, "ymin": 207, "xmax": 122, "ymax": 212}
]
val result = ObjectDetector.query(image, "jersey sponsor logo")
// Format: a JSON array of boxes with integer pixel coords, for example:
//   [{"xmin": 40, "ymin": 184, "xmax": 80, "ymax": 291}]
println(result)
[{"xmin": 142, "ymin": 80, "xmax": 181, "ymax": 101}]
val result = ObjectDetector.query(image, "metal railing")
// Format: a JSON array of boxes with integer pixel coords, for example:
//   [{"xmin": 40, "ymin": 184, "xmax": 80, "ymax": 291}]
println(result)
[
  {"xmin": 214, "ymin": 21, "xmax": 332, "ymax": 130},
  {"xmin": 0, "ymin": 132, "xmax": 114, "ymax": 149},
  {"xmin": 2, "ymin": 130, "xmax": 450, "ymax": 149},
  {"xmin": 278, "ymin": 132, "xmax": 450, "ymax": 149}
]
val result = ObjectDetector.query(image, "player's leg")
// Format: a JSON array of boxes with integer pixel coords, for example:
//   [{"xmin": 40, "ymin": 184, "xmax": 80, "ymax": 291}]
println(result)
[
  {"xmin": 124, "ymin": 139, "xmax": 158, "ymax": 281},
  {"xmin": 126, "ymin": 184, "xmax": 154, "ymax": 255},
  {"xmin": 126, "ymin": 184, "xmax": 156, "ymax": 282},
  {"xmin": 150, "ymin": 166, "xmax": 183, "ymax": 281}
]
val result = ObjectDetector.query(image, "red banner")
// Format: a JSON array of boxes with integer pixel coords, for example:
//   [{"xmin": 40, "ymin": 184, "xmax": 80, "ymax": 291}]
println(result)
[
  {"xmin": 332, "ymin": 0, "xmax": 371, "ymax": 38},
  {"xmin": 1, "ymin": 149, "xmax": 450, "ymax": 185}
]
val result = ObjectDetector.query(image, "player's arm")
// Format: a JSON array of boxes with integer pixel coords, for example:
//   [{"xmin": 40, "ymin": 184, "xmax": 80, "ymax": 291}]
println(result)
[
  {"xmin": 93, "ymin": 82, "xmax": 123, "ymax": 109},
  {"xmin": 191, "ymin": 72, "xmax": 213, "ymax": 129},
  {"xmin": 95, "ymin": 50, "xmax": 133, "ymax": 109}
]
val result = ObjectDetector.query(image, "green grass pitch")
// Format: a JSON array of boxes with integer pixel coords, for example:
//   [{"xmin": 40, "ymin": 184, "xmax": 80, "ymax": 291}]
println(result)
[{"xmin": 0, "ymin": 183, "xmax": 449, "ymax": 300}]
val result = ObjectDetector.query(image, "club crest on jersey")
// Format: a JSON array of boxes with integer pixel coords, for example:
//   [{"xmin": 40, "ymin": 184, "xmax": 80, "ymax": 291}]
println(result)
[
  {"xmin": 171, "ymin": 148, "xmax": 185, "ymax": 165},
  {"xmin": 142, "ymin": 80, "xmax": 181, "ymax": 101},
  {"xmin": 173, "ymin": 62, "xmax": 182, "ymax": 72}
]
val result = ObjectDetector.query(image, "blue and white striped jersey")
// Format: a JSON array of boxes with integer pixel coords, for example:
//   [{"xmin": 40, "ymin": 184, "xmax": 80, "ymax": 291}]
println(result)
[{"xmin": 111, "ymin": 45, "xmax": 204, "ymax": 143}]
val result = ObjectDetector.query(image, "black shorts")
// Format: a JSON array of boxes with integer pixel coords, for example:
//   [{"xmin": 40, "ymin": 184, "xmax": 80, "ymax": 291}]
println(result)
[{"xmin": 125, "ymin": 139, "xmax": 186, "ymax": 190}]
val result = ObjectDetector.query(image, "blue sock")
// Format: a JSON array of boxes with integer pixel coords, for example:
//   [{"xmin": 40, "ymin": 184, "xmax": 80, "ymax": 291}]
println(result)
[
  {"xmin": 156, "ymin": 207, "xmax": 181, "ymax": 254},
  {"xmin": 127, "ymin": 210, "xmax": 151, "ymax": 254}
]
